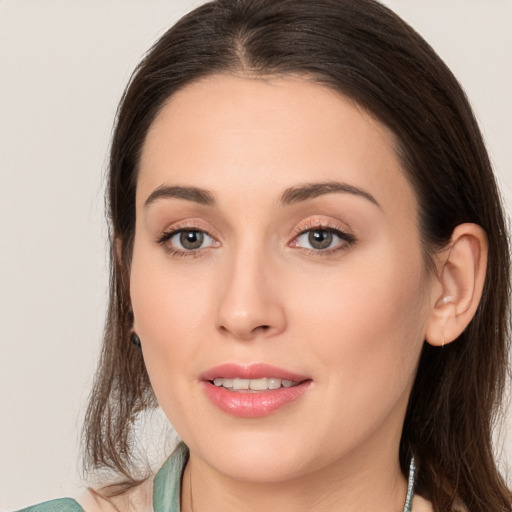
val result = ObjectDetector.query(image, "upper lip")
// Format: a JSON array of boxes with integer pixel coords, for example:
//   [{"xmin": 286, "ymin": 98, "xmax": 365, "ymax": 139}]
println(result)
[{"xmin": 200, "ymin": 363, "xmax": 310, "ymax": 382}]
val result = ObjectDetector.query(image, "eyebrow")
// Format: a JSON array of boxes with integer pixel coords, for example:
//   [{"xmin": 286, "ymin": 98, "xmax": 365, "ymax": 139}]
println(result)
[
  {"xmin": 280, "ymin": 181, "xmax": 381, "ymax": 208},
  {"xmin": 143, "ymin": 181, "xmax": 380, "ymax": 209},
  {"xmin": 144, "ymin": 185, "xmax": 215, "ymax": 207}
]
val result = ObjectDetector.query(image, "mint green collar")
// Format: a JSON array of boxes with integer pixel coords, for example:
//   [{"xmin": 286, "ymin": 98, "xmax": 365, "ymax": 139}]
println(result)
[{"xmin": 153, "ymin": 442, "xmax": 189, "ymax": 512}]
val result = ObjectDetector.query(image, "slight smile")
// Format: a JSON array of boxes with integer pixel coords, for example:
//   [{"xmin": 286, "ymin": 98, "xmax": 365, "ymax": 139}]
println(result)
[{"xmin": 200, "ymin": 364, "xmax": 312, "ymax": 418}]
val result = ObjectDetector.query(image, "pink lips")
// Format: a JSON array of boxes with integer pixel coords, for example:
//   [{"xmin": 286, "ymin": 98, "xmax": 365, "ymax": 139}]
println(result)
[{"xmin": 200, "ymin": 363, "xmax": 312, "ymax": 418}]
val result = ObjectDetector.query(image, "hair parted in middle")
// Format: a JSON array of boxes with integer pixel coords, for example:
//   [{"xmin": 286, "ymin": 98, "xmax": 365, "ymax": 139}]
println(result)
[{"xmin": 83, "ymin": 1, "xmax": 511, "ymax": 510}]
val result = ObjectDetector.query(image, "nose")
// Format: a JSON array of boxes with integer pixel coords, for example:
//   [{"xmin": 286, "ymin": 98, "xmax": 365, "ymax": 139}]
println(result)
[{"xmin": 216, "ymin": 249, "xmax": 287, "ymax": 341}]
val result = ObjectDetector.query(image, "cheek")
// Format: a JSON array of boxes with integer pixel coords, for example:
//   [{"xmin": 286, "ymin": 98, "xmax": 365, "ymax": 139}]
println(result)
[
  {"xmin": 292, "ymin": 242, "xmax": 428, "ymax": 390},
  {"xmin": 279, "ymin": 248, "xmax": 429, "ymax": 455},
  {"xmin": 129, "ymin": 240, "xmax": 204, "ymax": 393},
  {"xmin": 130, "ymin": 267, "xmax": 208, "ymax": 437}
]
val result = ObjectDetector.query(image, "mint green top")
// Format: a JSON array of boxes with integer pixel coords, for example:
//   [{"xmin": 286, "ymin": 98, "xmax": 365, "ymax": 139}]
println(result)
[
  {"xmin": 15, "ymin": 499, "xmax": 84, "ymax": 512},
  {"xmin": 15, "ymin": 443, "xmax": 189, "ymax": 512},
  {"xmin": 153, "ymin": 442, "xmax": 189, "ymax": 512},
  {"xmin": 15, "ymin": 445, "xmax": 415, "ymax": 512}
]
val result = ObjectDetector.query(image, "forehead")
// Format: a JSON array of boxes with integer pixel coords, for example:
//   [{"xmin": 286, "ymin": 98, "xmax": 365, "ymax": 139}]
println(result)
[{"xmin": 138, "ymin": 74, "xmax": 416, "ymax": 218}]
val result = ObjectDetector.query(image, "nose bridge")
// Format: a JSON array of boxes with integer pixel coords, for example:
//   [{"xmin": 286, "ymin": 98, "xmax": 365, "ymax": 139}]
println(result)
[{"xmin": 216, "ymin": 236, "xmax": 286, "ymax": 340}]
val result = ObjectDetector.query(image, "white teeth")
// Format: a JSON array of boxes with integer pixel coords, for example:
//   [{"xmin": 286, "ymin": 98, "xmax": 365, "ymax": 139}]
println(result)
[
  {"xmin": 249, "ymin": 378, "xmax": 268, "ymax": 390},
  {"xmin": 232, "ymin": 378, "xmax": 250, "ymax": 390},
  {"xmin": 267, "ymin": 378, "xmax": 281, "ymax": 390},
  {"xmin": 212, "ymin": 377, "xmax": 299, "ymax": 391},
  {"xmin": 212, "ymin": 377, "xmax": 233, "ymax": 387}
]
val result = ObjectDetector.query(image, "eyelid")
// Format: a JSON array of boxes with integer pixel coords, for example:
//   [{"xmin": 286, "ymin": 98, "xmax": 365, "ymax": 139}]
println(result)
[
  {"xmin": 289, "ymin": 219, "xmax": 357, "ymax": 253},
  {"xmin": 155, "ymin": 218, "xmax": 219, "ymax": 241},
  {"xmin": 154, "ymin": 217, "xmax": 355, "ymax": 257},
  {"xmin": 290, "ymin": 218, "xmax": 354, "ymax": 239},
  {"xmin": 155, "ymin": 220, "xmax": 220, "ymax": 256}
]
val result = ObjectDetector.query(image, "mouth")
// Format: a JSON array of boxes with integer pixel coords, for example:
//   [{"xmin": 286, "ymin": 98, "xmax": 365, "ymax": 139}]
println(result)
[
  {"xmin": 201, "ymin": 364, "xmax": 311, "ymax": 417},
  {"xmin": 211, "ymin": 377, "xmax": 300, "ymax": 392}
]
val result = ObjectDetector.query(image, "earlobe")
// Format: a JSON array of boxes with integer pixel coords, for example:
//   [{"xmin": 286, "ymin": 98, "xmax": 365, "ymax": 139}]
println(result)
[{"xmin": 425, "ymin": 223, "xmax": 488, "ymax": 347}]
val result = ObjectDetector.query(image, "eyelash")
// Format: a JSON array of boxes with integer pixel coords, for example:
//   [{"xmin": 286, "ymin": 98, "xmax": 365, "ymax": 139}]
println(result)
[
  {"xmin": 156, "ymin": 224, "xmax": 217, "ymax": 258},
  {"xmin": 290, "ymin": 222, "xmax": 356, "ymax": 256},
  {"xmin": 156, "ymin": 222, "xmax": 356, "ymax": 257}
]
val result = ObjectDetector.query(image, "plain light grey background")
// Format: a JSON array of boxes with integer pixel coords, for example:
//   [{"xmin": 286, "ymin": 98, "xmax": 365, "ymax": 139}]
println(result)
[{"xmin": 1, "ymin": 1, "xmax": 511, "ymax": 510}]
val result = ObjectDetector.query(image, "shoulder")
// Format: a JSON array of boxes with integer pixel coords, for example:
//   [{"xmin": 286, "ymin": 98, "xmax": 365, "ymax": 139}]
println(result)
[
  {"xmin": 15, "ymin": 498, "xmax": 85, "ymax": 512},
  {"xmin": 13, "ymin": 480, "xmax": 153, "ymax": 512},
  {"xmin": 17, "ymin": 443, "xmax": 185, "ymax": 512},
  {"xmin": 74, "ymin": 477, "xmax": 154, "ymax": 512}
]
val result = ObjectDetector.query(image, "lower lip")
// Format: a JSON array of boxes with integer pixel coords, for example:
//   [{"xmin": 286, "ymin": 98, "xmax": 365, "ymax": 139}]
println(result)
[{"xmin": 202, "ymin": 381, "xmax": 311, "ymax": 418}]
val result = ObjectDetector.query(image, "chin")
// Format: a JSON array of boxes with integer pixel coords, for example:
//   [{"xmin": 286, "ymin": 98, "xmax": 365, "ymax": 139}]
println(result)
[{"xmin": 186, "ymin": 427, "xmax": 315, "ymax": 483}]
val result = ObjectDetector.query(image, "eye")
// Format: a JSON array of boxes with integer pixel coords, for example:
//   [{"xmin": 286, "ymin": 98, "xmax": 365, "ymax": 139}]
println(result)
[
  {"xmin": 291, "ymin": 227, "xmax": 355, "ymax": 252},
  {"xmin": 302, "ymin": 230, "xmax": 335, "ymax": 250},
  {"xmin": 158, "ymin": 228, "xmax": 219, "ymax": 254},
  {"xmin": 174, "ymin": 230, "xmax": 208, "ymax": 250}
]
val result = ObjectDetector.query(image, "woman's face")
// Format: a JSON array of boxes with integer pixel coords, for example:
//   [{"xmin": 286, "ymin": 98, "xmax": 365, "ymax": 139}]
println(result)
[{"xmin": 131, "ymin": 75, "xmax": 434, "ymax": 482}]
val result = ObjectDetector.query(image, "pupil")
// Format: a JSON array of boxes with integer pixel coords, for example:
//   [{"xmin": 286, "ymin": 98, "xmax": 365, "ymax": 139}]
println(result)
[
  {"xmin": 309, "ymin": 230, "xmax": 332, "ymax": 250},
  {"xmin": 180, "ymin": 230, "xmax": 204, "ymax": 250}
]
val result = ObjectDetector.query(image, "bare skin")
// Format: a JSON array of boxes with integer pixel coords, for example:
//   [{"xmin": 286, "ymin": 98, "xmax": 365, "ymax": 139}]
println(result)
[{"xmin": 110, "ymin": 74, "xmax": 485, "ymax": 512}]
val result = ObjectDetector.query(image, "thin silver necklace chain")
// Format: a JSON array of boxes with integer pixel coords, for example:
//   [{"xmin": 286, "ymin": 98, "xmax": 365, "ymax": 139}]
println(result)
[
  {"xmin": 403, "ymin": 457, "xmax": 416, "ymax": 512},
  {"xmin": 189, "ymin": 457, "xmax": 416, "ymax": 512}
]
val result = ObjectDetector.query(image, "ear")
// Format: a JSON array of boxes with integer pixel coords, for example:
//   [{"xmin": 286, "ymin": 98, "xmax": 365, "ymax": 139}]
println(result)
[{"xmin": 425, "ymin": 223, "xmax": 488, "ymax": 347}]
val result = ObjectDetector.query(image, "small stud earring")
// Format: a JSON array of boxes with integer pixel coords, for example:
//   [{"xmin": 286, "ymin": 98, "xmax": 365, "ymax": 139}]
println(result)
[
  {"xmin": 439, "ymin": 296, "xmax": 454, "ymax": 306},
  {"xmin": 131, "ymin": 332, "xmax": 141, "ymax": 348}
]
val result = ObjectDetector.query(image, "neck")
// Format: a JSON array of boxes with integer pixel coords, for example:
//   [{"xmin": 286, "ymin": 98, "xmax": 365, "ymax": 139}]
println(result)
[{"xmin": 181, "ymin": 446, "xmax": 409, "ymax": 512}]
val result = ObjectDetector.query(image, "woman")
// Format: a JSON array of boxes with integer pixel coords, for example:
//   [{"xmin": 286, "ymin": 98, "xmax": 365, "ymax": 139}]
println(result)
[{"xmin": 18, "ymin": 0, "xmax": 511, "ymax": 511}]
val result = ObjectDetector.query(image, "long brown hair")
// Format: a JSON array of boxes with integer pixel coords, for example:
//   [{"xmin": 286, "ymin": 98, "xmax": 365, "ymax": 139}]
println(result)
[{"xmin": 83, "ymin": 1, "xmax": 512, "ymax": 510}]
